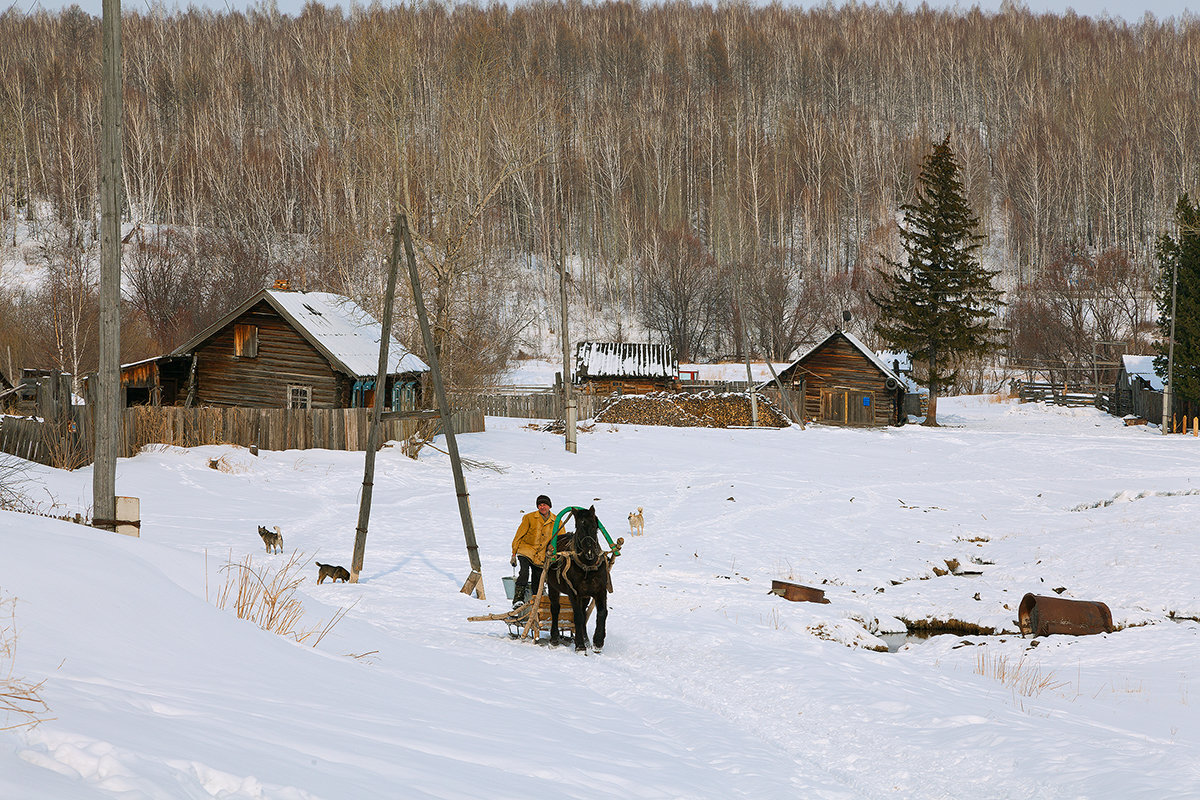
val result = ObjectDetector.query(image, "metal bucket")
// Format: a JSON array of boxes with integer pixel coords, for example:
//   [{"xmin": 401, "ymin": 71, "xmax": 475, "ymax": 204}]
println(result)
[
  {"xmin": 502, "ymin": 576, "xmax": 517, "ymax": 600},
  {"xmin": 1018, "ymin": 593, "xmax": 1113, "ymax": 637}
]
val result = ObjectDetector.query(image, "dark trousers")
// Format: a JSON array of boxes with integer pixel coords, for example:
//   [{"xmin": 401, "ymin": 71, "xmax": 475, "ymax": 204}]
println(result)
[{"xmin": 516, "ymin": 555, "xmax": 543, "ymax": 594}]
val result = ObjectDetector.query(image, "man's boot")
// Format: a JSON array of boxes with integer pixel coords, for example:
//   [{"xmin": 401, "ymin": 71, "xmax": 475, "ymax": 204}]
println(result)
[{"xmin": 512, "ymin": 581, "xmax": 528, "ymax": 607}]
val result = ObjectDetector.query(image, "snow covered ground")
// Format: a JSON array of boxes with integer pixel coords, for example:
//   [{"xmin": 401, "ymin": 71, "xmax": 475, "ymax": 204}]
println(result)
[{"xmin": 2, "ymin": 396, "xmax": 1199, "ymax": 798}]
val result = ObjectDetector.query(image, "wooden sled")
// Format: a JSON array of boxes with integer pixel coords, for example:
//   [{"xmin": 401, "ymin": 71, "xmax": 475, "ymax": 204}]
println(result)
[{"xmin": 467, "ymin": 568, "xmax": 594, "ymax": 642}]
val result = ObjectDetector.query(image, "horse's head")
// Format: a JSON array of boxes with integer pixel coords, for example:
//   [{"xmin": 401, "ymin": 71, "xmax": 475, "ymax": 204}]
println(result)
[{"xmin": 574, "ymin": 505, "xmax": 602, "ymax": 563}]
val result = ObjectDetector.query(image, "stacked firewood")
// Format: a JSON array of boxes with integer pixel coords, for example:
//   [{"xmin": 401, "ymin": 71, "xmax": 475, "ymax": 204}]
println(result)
[{"xmin": 593, "ymin": 391, "xmax": 788, "ymax": 428}]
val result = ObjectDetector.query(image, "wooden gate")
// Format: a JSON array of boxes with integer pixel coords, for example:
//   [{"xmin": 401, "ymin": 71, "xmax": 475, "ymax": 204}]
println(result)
[{"xmin": 820, "ymin": 388, "xmax": 875, "ymax": 426}]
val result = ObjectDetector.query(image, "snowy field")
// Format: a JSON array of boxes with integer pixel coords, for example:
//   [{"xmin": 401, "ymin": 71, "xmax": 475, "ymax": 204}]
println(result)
[{"xmin": 2, "ymin": 396, "xmax": 1199, "ymax": 798}]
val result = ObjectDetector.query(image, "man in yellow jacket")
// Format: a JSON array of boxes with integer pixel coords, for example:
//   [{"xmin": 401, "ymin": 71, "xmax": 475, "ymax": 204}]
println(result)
[{"xmin": 510, "ymin": 494, "xmax": 558, "ymax": 607}]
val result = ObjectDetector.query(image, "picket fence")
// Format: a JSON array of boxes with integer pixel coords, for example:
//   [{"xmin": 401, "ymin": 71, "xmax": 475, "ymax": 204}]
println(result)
[{"xmin": 0, "ymin": 406, "xmax": 485, "ymax": 470}]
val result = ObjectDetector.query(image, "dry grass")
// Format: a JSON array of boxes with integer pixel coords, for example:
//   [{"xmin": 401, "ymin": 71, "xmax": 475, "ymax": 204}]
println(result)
[
  {"xmin": 207, "ymin": 453, "xmax": 250, "ymax": 474},
  {"xmin": 207, "ymin": 550, "xmax": 355, "ymax": 648},
  {"xmin": 1, "ymin": 592, "xmax": 52, "ymax": 732},
  {"xmin": 42, "ymin": 415, "xmax": 90, "ymax": 471},
  {"xmin": 131, "ymin": 406, "xmax": 177, "ymax": 452},
  {"xmin": 975, "ymin": 650, "xmax": 1068, "ymax": 698},
  {"xmin": 0, "ymin": 455, "xmax": 33, "ymax": 512}
]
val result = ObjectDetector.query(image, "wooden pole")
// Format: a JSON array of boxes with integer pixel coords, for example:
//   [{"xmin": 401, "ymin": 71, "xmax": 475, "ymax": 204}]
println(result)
[
  {"xmin": 350, "ymin": 217, "xmax": 402, "ymax": 583},
  {"xmin": 764, "ymin": 359, "xmax": 801, "ymax": 427},
  {"xmin": 735, "ymin": 283, "xmax": 758, "ymax": 426},
  {"xmin": 399, "ymin": 213, "xmax": 484, "ymax": 598},
  {"xmin": 559, "ymin": 214, "xmax": 577, "ymax": 453},
  {"xmin": 1162, "ymin": 256, "xmax": 1178, "ymax": 435},
  {"xmin": 94, "ymin": 0, "xmax": 122, "ymax": 531}
]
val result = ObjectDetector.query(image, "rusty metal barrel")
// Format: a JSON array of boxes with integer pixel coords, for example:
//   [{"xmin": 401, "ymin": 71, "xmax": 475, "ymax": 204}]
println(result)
[
  {"xmin": 769, "ymin": 580, "xmax": 830, "ymax": 604},
  {"xmin": 1018, "ymin": 593, "xmax": 1113, "ymax": 637}
]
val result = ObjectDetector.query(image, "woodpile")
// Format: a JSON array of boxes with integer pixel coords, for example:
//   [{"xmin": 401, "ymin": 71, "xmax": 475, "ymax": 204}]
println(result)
[{"xmin": 594, "ymin": 391, "xmax": 789, "ymax": 428}]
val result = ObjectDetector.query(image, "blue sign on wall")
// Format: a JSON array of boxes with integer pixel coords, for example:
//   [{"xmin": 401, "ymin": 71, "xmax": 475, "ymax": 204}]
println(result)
[{"xmin": 863, "ymin": 396, "xmax": 871, "ymax": 407}]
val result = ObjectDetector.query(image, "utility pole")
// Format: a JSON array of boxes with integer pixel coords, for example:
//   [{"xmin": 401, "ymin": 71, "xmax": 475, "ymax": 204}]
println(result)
[
  {"xmin": 559, "ymin": 214, "xmax": 576, "ymax": 453},
  {"xmin": 1162, "ymin": 257, "xmax": 1178, "ymax": 434},
  {"xmin": 735, "ymin": 282, "xmax": 758, "ymax": 426},
  {"xmin": 350, "ymin": 218, "xmax": 402, "ymax": 582},
  {"xmin": 94, "ymin": 0, "xmax": 122, "ymax": 530},
  {"xmin": 399, "ymin": 212, "xmax": 484, "ymax": 598}
]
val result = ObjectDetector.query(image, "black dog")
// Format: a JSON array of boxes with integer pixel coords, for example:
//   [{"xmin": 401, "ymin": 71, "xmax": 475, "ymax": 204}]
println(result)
[{"xmin": 316, "ymin": 562, "xmax": 350, "ymax": 584}]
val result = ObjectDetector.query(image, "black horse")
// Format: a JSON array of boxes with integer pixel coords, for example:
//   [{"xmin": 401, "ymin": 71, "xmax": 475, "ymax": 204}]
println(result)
[{"xmin": 546, "ymin": 505, "xmax": 611, "ymax": 652}]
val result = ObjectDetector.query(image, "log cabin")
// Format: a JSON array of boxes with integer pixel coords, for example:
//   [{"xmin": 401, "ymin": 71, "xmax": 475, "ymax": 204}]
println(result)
[
  {"xmin": 769, "ymin": 330, "xmax": 906, "ymax": 426},
  {"xmin": 114, "ymin": 287, "xmax": 429, "ymax": 410},
  {"xmin": 573, "ymin": 342, "xmax": 679, "ymax": 394}
]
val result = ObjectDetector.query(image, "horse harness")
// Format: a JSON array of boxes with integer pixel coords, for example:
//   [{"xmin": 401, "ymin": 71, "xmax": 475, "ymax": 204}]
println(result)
[{"xmin": 549, "ymin": 542, "xmax": 619, "ymax": 595}]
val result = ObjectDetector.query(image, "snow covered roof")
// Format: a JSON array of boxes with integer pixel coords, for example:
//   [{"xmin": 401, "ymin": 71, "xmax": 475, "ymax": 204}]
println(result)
[
  {"xmin": 875, "ymin": 350, "xmax": 911, "ymax": 375},
  {"xmin": 172, "ymin": 289, "xmax": 428, "ymax": 379},
  {"xmin": 1121, "ymin": 354, "xmax": 1164, "ymax": 391},
  {"xmin": 574, "ymin": 342, "xmax": 677, "ymax": 379},
  {"xmin": 768, "ymin": 330, "xmax": 905, "ymax": 388}
]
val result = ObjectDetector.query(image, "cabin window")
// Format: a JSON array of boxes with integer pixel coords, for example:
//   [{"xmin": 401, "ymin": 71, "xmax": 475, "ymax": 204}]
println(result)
[
  {"xmin": 287, "ymin": 385, "xmax": 312, "ymax": 409},
  {"xmin": 234, "ymin": 324, "xmax": 258, "ymax": 358}
]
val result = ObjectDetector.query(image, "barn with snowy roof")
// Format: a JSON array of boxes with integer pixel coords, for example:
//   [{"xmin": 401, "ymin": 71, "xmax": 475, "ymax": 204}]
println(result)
[
  {"xmin": 573, "ymin": 342, "xmax": 679, "ymax": 394},
  {"xmin": 769, "ymin": 330, "xmax": 906, "ymax": 426},
  {"xmin": 1110, "ymin": 354, "xmax": 1163, "ymax": 421},
  {"xmin": 116, "ymin": 285, "xmax": 428, "ymax": 410}
]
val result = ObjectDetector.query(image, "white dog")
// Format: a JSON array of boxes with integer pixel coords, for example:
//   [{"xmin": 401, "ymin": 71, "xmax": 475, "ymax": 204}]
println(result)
[{"xmin": 628, "ymin": 507, "xmax": 644, "ymax": 536}]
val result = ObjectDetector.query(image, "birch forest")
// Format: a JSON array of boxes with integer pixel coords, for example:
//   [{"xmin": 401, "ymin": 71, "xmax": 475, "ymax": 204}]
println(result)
[{"xmin": 1, "ymin": 2, "xmax": 1196, "ymax": 385}]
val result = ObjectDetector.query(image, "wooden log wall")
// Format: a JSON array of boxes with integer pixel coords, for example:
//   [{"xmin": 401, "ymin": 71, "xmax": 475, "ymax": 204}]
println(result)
[
  {"xmin": 794, "ymin": 337, "xmax": 898, "ymax": 426},
  {"xmin": 0, "ymin": 407, "xmax": 485, "ymax": 469},
  {"xmin": 194, "ymin": 301, "xmax": 347, "ymax": 407}
]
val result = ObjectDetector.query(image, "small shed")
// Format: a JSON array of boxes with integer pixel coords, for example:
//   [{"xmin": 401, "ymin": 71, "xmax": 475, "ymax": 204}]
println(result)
[
  {"xmin": 0, "ymin": 368, "xmax": 16, "ymax": 412},
  {"xmin": 768, "ymin": 330, "xmax": 905, "ymax": 426},
  {"xmin": 574, "ymin": 342, "xmax": 679, "ymax": 394},
  {"xmin": 122, "ymin": 288, "xmax": 429, "ymax": 410},
  {"xmin": 1111, "ymin": 354, "xmax": 1163, "ymax": 421}
]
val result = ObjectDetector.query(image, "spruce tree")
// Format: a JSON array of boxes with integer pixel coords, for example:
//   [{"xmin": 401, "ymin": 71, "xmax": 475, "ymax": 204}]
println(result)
[
  {"xmin": 870, "ymin": 136, "xmax": 1004, "ymax": 425},
  {"xmin": 1154, "ymin": 194, "xmax": 1200, "ymax": 420}
]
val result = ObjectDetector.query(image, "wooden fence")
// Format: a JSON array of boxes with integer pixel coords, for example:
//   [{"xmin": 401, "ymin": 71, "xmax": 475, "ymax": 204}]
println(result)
[
  {"xmin": 449, "ymin": 391, "xmax": 597, "ymax": 421},
  {"xmin": 0, "ymin": 406, "xmax": 485, "ymax": 469},
  {"xmin": 1013, "ymin": 380, "xmax": 1101, "ymax": 408}
]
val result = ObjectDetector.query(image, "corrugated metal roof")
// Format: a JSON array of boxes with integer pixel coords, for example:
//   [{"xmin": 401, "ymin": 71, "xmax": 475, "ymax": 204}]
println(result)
[
  {"xmin": 574, "ymin": 342, "xmax": 677, "ymax": 379},
  {"xmin": 266, "ymin": 291, "xmax": 429, "ymax": 378}
]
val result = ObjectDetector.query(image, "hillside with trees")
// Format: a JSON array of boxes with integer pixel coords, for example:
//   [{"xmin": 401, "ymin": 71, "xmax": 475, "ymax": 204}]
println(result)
[{"xmin": 0, "ymin": 1, "xmax": 1192, "ymax": 386}]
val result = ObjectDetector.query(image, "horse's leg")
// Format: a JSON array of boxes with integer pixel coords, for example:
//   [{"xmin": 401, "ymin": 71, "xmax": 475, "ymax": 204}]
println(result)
[
  {"xmin": 572, "ymin": 592, "xmax": 590, "ymax": 652},
  {"xmin": 548, "ymin": 585, "xmax": 561, "ymax": 646},
  {"xmin": 592, "ymin": 592, "xmax": 608, "ymax": 650}
]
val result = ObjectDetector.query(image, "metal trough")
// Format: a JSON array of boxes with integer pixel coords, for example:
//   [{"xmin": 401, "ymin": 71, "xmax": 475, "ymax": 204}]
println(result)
[
  {"xmin": 770, "ymin": 580, "xmax": 830, "ymax": 604},
  {"xmin": 1018, "ymin": 593, "xmax": 1113, "ymax": 637}
]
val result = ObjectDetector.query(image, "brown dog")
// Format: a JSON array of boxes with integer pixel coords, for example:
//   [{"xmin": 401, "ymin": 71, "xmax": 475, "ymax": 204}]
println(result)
[
  {"xmin": 316, "ymin": 562, "xmax": 350, "ymax": 584},
  {"xmin": 628, "ymin": 507, "xmax": 644, "ymax": 536},
  {"xmin": 257, "ymin": 525, "xmax": 283, "ymax": 554}
]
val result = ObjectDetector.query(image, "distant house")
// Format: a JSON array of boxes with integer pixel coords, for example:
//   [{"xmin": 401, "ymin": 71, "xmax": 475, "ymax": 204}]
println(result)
[
  {"xmin": 767, "ymin": 330, "xmax": 906, "ymax": 426},
  {"xmin": 574, "ymin": 342, "xmax": 679, "ymax": 394},
  {"xmin": 1110, "ymin": 354, "xmax": 1163, "ymax": 421},
  {"xmin": 1, "ymin": 368, "xmax": 70, "ymax": 416},
  {"xmin": 115, "ymin": 287, "xmax": 429, "ymax": 410}
]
